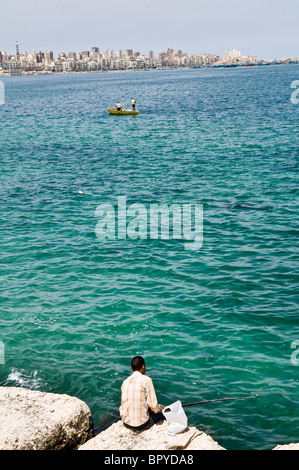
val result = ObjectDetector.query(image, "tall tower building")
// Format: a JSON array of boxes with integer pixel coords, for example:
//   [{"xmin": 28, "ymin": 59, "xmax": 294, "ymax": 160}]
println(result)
[
  {"xmin": 45, "ymin": 49, "xmax": 54, "ymax": 65},
  {"xmin": 125, "ymin": 49, "xmax": 133, "ymax": 58},
  {"xmin": 16, "ymin": 41, "xmax": 20, "ymax": 63},
  {"xmin": 91, "ymin": 47, "xmax": 100, "ymax": 59},
  {"xmin": 167, "ymin": 48, "xmax": 174, "ymax": 61}
]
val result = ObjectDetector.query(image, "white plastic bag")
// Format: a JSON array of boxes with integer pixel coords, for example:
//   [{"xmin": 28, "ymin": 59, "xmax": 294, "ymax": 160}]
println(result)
[{"xmin": 162, "ymin": 400, "xmax": 188, "ymax": 435}]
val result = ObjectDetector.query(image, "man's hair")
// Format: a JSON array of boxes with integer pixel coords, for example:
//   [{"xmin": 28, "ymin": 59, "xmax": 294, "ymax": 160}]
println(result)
[{"xmin": 131, "ymin": 356, "xmax": 145, "ymax": 371}]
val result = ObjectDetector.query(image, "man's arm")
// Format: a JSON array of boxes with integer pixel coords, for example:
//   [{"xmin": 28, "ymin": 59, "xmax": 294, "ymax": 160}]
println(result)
[{"xmin": 146, "ymin": 378, "xmax": 164, "ymax": 413}]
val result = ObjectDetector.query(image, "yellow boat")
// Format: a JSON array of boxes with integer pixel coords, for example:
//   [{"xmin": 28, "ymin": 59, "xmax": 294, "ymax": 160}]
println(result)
[{"xmin": 108, "ymin": 108, "xmax": 139, "ymax": 115}]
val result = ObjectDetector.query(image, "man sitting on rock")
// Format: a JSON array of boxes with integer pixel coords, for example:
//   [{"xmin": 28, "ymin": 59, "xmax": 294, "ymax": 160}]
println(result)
[{"xmin": 119, "ymin": 356, "xmax": 165, "ymax": 431}]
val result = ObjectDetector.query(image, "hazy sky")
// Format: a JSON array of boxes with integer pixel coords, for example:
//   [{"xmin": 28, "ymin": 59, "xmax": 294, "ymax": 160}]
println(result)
[{"xmin": 1, "ymin": 0, "xmax": 298, "ymax": 59}]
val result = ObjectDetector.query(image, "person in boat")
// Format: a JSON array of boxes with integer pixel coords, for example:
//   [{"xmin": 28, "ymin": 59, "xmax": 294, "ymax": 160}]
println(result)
[
  {"xmin": 119, "ymin": 356, "xmax": 165, "ymax": 430},
  {"xmin": 131, "ymin": 98, "xmax": 136, "ymax": 111},
  {"xmin": 116, "ymin": 101, "xmax": 124, "ymax": 111}
]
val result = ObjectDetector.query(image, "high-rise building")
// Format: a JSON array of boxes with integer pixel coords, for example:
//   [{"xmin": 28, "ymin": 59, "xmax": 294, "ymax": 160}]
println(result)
[
  {"xmin": 225, "ymin": 49, "xmax": 241, "ymax": 59},
  {"xmin": 68, "ymin": 52, "xmax": 77, "ymax": 60},
  {"xmin": 91, "ymin": 47, "xmax": 100, "ymax": 59},
  {"xmin": 105, "ymin": 49, "xmax": 114, "ymax": 58},
  {"xmin": 125, "ymin": 49, "xmax": 133, "ymax": 58},
  {"xmin": 167, "ymin": 48, "xmax": 174, "ymax": 61},
  {"xmin": 45, "ymin": 49, "xmax": 54, "ymax": 65},
  {"xmin": 35, "ymin": 51, "xmax": 44, "ymax": 64},
  {"xmin": 16, "ymin": 41, "xmax": 20, "ymax": 63}
]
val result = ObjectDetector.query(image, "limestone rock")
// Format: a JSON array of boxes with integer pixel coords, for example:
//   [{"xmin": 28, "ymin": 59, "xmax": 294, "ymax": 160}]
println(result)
[
  {"xmin": 0, "ymin": 387, "xmax": 93, "ymax": 450},
  {"xmin": 78, "ymin": 420, "xmax": 225, "ymax": 450},
  {"xmin": 273, "ymin": 443, "xmax": 299, "ymax": 450}
]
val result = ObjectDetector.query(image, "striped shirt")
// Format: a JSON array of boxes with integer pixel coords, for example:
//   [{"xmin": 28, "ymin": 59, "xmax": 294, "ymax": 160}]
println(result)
[{"xmin": 119, "ymin": 371, "xmax": 160, "ymax": 427}]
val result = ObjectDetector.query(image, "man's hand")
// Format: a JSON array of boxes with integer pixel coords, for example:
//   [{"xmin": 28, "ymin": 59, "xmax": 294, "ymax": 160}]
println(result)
[{"xmin": 158, "ymin": 404, "xmax": 164, "ymax": 412}]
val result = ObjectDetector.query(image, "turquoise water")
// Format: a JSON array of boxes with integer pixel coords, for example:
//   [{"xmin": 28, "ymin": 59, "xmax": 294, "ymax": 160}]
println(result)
[{"xmin": 0, "ymin": 66, "xmax": 298, "ymax": 450}]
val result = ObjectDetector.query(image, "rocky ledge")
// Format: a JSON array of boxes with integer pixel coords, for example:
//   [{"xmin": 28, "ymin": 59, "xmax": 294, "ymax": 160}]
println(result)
[
  {"xmin": 273, "ymin": 443, "xmax": 299, "ymax": 450},
  {"xmin": 0, "ymin": 386, "xmax": 298, "ymax": 450},
  {"xmin": 78, "ymin": 420, "xmax": 226, "ymax": 450},
  {"xmin": 0, "ymin": 386, "xmax": 93, "ymax": 450}
]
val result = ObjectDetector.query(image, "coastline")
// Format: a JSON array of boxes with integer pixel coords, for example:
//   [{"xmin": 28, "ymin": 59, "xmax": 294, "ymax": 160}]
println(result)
[
  {"xmin": 1, "ymin": 61, "xmax": 298, "ymax": 78},
  {"xmin": 0, "ymin": 386, "xmax": 298, "ymax": 450}
]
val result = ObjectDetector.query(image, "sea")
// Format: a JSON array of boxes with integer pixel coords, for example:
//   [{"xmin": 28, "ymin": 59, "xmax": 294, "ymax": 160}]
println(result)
[{"xmin": 0, "ymin": 65, "xmax": 298, "ymax": 450}]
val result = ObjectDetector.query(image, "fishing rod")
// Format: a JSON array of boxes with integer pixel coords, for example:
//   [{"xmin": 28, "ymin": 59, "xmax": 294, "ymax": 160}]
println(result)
[{"xmin": 182, "ymin": 394, "xmax": 260, "ymax": 408}]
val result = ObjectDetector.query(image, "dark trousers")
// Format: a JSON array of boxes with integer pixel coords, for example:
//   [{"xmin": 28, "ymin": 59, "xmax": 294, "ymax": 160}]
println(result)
[{"xmin": 123, "ymin": 410, "xmax": 165, "ymax": 431}]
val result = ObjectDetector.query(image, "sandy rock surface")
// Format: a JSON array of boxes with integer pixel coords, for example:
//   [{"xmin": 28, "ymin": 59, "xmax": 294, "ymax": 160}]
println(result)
[
  {"xmin": 78, "ymin": 420, "xmax": 226, "ymax": 450},
  {"xmin": 0, "ymin": 386, "xmax": 93, "ymax": 450},
  {"xmin": 273, "ymin": 443, "xmax": 299, "ymax": 450}
]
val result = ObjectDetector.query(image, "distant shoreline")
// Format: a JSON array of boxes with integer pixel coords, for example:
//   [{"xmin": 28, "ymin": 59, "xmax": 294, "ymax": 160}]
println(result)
[{"xmin": 1, "ymin": 61, "xmax": 299, "ymax": 78}]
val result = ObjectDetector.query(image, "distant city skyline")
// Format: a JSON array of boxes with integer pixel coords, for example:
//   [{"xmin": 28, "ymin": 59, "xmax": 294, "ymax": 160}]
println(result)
[
  {"xmin": 0, "ymin": 41, "xmax": 296, "ymax": 63},
  {"xmin": 2, "ymin": 41, "xmax": 297, "ymax": 77},
  {"xmin": 1, "ymin": 42, "xmax": 297, "ymax": 63},
  {"xmin": 0, "ymin": 0, "xmax": 298, "ymax": 60}
]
